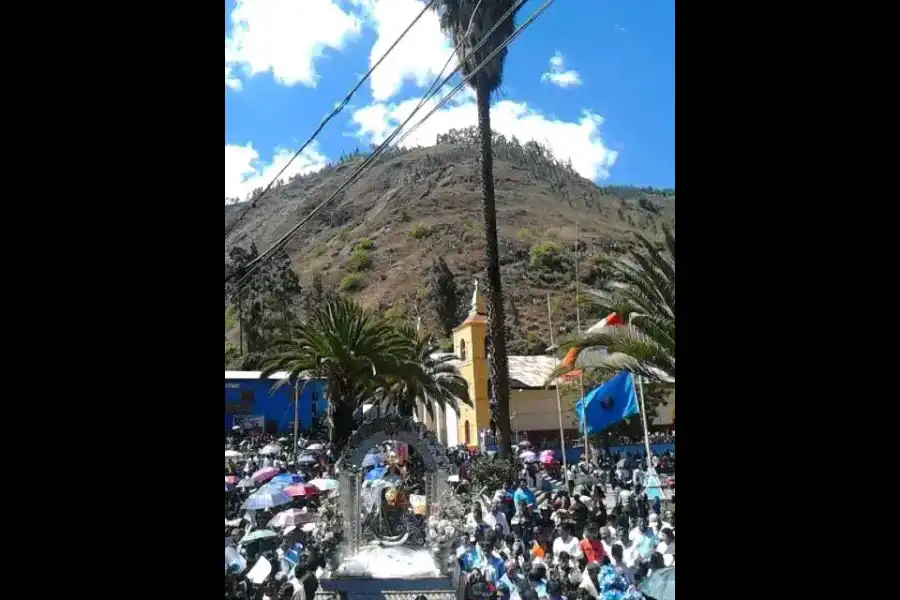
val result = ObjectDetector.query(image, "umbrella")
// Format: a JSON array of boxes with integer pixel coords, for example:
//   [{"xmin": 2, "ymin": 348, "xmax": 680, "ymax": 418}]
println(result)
[
  {"xmin": 225, "ymin": 476, "xmax": 240, "ymax": 485},
  {"xmin": 269, "ymin": 508, "xmax": 315, "ymax": 528},
  {"xmin": 259, "ymin": 444, "xmax": 281, "ymax": 455},
  {"xmin": 277, "ymin": 437, "xmax": 289, "ymax": 443},
  {"xmin": 244, "ymin": 490, "xmax": 292, "ymax": 510},
  {"xmin": 447, "ymin": 474, "xmax": 460, "ymax": 483},
  {"xmin": 225, "ymin": 546, "xmax": 247, "ymax": 574},
  {"xmin": 232, "ymin": 425, "xmax": 242, "ymax": 431},
  {"xmin": 309, "ymin": 478, "xmax": 339, "ymax": 492},
  {"xmin": 519, "ymin": 450, "xmax": 537, "ymax": 461},
  {"xmin": 239, "ymin": 529, "xmax": 279, "ymax": 545},
  {"xmin": 540, "ymin": 454, "xmax": 558, "ymax": 465},
  {"xmin": 251, "ymin": 467, "xmax": 278, "ymax": 484},
  {"xmin": 306, "ymin": 443, "xmax": 324, "ymax": 451},
  {"xmin": 246, "ymin": 556, "xmax": 273, "ymax": 585},
  {"xmin": 640, "ymin": 567, "xmax": 674, "ymax": 600},
  {"xmin": 518, "ymin": 440, "xmax": 533, "ymax": 447},
  {"xmin": 225, "ymin": 450, "xmax": 243, "ymax": 458},
  {"xmin": 271, "ymin": 473, "xmax": 304, "ymax": 486},
  {"xmin": 282, "ymin": 483, "xmax": 319, "ymax": 497},
  {"xmin": 361, "ymin": 453, "xmax": 384, "ymax": 468},
  {"xmin": 237, "ymin": 478, "xmax": 256, "ymax": 489},
  {"xmin": 364, "ymin": 466, "xmax": 387, "ymax": 480},
  {"xmin": 296, "ymin": 454, "xmax": 318, "ymax": 465},
  {"xmin": 225, "ymin": 482, "xmax": 233, "ymax": 492}
]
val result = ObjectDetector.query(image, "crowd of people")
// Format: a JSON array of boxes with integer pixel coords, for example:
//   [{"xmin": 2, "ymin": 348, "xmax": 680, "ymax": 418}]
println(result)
[
  {"xmin": 224, "ymin": 430, "xmax": 675, "ymax": 600},
  {"xmin": 224, "ymin": 431, "xmax": 338, "ymax": 600},
  {"xmin": 448, "ymin": 445, "xmax": 674, "ymax": 600}
]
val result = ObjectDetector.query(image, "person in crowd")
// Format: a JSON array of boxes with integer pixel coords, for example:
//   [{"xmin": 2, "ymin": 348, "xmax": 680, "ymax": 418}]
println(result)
[
  {"xmin": 551, "ymin": 523, "xmax": 582, "ymax": 564},
  {"xmin": 655, "ymin": 527, "xmax": 675, "ymax": 567},
  {"xmin": 578, "ymin": 524, "xmax": 605, "ymax": 565}
]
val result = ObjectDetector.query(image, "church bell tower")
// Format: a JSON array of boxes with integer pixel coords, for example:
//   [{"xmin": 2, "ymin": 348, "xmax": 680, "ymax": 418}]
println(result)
[{"xmin": 452, "ymin": 279, "xmax": 491, "ymax": 447}]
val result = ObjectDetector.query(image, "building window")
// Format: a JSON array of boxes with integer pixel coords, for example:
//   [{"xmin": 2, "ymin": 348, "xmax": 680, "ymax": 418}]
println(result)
[
  {"xmin": 460, "ymin": 339, "xmax": 467, "ymax": 361},
  {"xmin": 464, "ymin": 420, "xmax": 471, "ymax": 445},
  {"xmin": 484, "ymin": 335, "xmax": 490, "ymax": 356}
]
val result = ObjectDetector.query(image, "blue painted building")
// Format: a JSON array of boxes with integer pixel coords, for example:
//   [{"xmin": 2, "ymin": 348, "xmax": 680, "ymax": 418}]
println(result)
[{"xmin": 224, "ymin": 371, "xmax": 326, "ymax": 433}]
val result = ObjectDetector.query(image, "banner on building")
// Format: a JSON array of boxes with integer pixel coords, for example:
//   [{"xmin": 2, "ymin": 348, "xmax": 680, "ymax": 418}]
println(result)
[{"xmin": 234, "ymin": 415, "xmax": 265, "ymax": 430}]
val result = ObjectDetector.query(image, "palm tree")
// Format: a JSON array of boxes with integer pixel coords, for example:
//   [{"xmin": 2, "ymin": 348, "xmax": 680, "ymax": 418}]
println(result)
[
  {"xmin": 385, "ymin": 326, "xmax": 473, "ymax": 421},
  {"xmin": 554, "ymin": 226, "xmax": 675, "ymax": 385},
  {"xmin": 430, "ymin": 0, "xmax": 518, "ymax": 457},
  {"xmin": 258, "ymin": 297, "xmax": 415, "ymax": 445}
]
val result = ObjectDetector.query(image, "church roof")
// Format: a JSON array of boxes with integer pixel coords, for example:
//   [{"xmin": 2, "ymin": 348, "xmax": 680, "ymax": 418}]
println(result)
[{"xmin": 430, "ymin": 352, "xmax": 561, "ymax": 389}]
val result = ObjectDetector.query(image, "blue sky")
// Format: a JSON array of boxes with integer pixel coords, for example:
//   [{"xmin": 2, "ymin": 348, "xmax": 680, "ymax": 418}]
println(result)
[{"xmin": 225, "ymin": 0, "xmax": 674, "ymax": 201}]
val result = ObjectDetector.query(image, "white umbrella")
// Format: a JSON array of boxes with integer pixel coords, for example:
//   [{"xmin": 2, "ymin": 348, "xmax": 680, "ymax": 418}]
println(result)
[
  {"xmin": 447, "ymin": 474, "xmax": 460, "ymax": 483},
  {"xmin": 519, "ymin": 450, "xmax": 537, "ymax": 460},
  {"xmin": 306, "ymin": 443, "xmax": 324, "ymax": 451},
  {"xmin": 259, "ymin": 444, "xmax": 281, "ymax": 455},
  {"xmin": 225, "ymin": 450, "xmax": 243, "ymax": 458},
  {"xmin": 246, "ymin": 556, "xmax": 272, "ymax": 584},
  {"xmin": 309, "ymin": 478, "xmax": 339, "ymax": 492}
]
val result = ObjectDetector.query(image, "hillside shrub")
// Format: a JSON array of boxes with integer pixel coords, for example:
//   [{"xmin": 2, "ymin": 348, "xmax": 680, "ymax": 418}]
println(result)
[
  {"xmin": 339, "ymin": 273, "xmax": 366, "ymax": 292},
  {"xmin": 409, "ymin": 222, "xmax": 430, "ymax": 239},
  {"xmin": 530, "ymin": 240, "xmax": 563, "ymax": 270},
  {"xmin": 347, "ymin": 248, "xmax": 372, "ymax": 272},
  {"xmin": 356, "ymin": 237, "xmax": 374, "ymax": 250}
]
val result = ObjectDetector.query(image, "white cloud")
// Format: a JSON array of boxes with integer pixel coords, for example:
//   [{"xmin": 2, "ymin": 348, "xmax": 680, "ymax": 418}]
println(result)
[
  {"xmin": 541, "ymin": 51, "xmax": 583, "ymax": 88},
  {"xmin": 353, "ymin": 0, "xmax": 456, "ymax": 101},
  {"xmin": 225, "ymin": 0, "xmax": 362, "ymax": 89},
  {"xmin": 350, "ymin": 95, "xmax": 618, "ymax": 180},
  {"xmin": 225, "ymin": 142, "xmax": 330, "ymax": 201}
]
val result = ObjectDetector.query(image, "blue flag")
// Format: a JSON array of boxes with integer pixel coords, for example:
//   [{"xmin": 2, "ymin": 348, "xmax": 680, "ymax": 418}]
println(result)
[{"xmin": 576, "ymin": 371, "xmax": 640, "ymax": 434}]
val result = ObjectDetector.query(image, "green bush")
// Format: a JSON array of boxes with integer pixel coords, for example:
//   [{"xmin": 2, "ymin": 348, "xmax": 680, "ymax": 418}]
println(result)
[
  {"xmin": 356, "ymin": 238, "xmax": 374, "ymax": 250},
  {"xmin": 409, "ymin": 222, "xmax": 430, "ymax": 239},
  {"xmin": 530, "ymin": 240, "xmax": 563, "ymax": 270},
  {"xmin": 469, "ymin": 454, "xmax": 520, "ymax": 492},
  {"xmin": 339, "ymin": 273, "xmax": 366, "ymax": 292},
  {"xmin": 346, "ymin": 248, "xmax": 372, "ymax": 272},
  {"xmin": 516, "ymin": 228, "xmax": 535, "ymax": 242}
]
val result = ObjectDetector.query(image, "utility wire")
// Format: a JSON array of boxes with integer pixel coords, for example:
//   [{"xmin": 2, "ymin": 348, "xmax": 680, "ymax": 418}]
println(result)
[
  {"xmin": 223, "ymin": 0, "xmax": 438, "ymax": 241},
  {"xmin": 225, "ymin": 0, "xmax": 556, "ymax": 302},
  {"xmin": 225, "ymin": 0, "xmax": 528, "ymax": 296}
]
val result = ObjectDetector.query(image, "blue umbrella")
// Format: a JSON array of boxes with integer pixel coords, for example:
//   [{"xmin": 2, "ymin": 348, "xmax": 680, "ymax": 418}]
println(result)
[
  {"xmin": 361, "ymin": 453, "xmax": 384, "ymax": 468},
  {"xmin": 639, "ymin": 567, "xmax": 674, "ymax": 600},
  {"xmin": 244, "ymin": 489, "xmax": 292, "ymax": 510},
  {"xmin": 364, "ymin": 466, "xmax": 387, "ymax": 481},
  {"xmin": 271, "ymin": 473, "xmax": 304, "ymax": 485}
]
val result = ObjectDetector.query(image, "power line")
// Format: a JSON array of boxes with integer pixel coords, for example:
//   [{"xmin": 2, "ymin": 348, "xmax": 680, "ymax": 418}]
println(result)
[
  {"xmin": 225, "ymin": 0, "xmax": 556, "ymax": 303},
  {"xmin": 223, "ymin": 0, "xmax": 438, "ymax": 241},
  {"xmin": 225, "ymin": 0, "xmax": 549, "ymax": 302},
  {"xmin": 225, "ymin": 0, "xmax": 528, "ymax": 296}
]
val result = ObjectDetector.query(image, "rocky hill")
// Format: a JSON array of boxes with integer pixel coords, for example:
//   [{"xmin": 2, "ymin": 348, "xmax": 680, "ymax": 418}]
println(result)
[{"xmin": 224, "ymin": 129, "xmax": 674, "ymax": 354}]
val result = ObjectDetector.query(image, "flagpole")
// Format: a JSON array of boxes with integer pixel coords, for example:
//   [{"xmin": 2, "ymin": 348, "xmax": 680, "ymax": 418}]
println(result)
[
  {"xmin": 547, "ymin": 292, "xmax": 570, "ymax": 487},
  {"xmin": 628, "ymin": 313, "xmax": 653, "ymax": 464}
]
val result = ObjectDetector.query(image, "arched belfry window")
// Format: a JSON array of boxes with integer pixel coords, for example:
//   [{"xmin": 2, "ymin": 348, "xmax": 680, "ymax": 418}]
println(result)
[
  {"xmin": 460, "ymin": 339, "xmax": 467, "ymax": 361},
  {"xmin": 465, "ymin": 420, "xmax": 471, "ymax": 445}
]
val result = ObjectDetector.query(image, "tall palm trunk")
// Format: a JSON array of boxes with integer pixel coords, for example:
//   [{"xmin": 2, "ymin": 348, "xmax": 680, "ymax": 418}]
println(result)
[{"xmin": 476, "ymin": 81, "xmax": 512, "ymax": 458}]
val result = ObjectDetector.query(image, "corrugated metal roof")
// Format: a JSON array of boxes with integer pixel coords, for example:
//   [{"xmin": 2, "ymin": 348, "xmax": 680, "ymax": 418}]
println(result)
[
  {"xmin": 224, "ymin": 371, "xmax": 317, "ymax": 380},
  {"xmin": 429, "ymin": 353, "xmax": 560, "ymax": 389}
]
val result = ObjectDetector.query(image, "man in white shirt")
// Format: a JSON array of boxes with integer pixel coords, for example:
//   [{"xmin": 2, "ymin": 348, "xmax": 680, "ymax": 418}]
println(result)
[
  {"xmin": 631, "ymin": 466, "xmax": 645, "ymax": 489},
  {"xmin": 655, "ymin": 527, "xmax": 675, "ymax": 567},
  {"xmin": 551, "ymin": 523, "xmax": 582, "ymax": 565}
]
